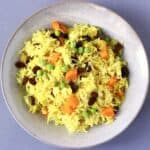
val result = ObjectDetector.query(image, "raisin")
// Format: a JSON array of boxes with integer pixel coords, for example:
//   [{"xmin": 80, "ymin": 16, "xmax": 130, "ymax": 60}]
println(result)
[
  {"xmin": 85, "ymin": 63, "xmax": 92, "ymax": 72},
  {"xmin": 62, "ymin": 33, "xmax": 68, "ymax": 39},
  {"xmin": 29, "ymin": 96, "xmax": 35, "ymax": 105},
  {"xmin": 114, "ymin": 106, "xmax": 120, "ymax": 114},
  {"xmin": 88, "ymin": 91, "xmax": 98, "ymax": 106},
  {"xmin": 29, "ymin": 77, "xmax": 36, "ymax": 85},
  {"xmin": 71, "ymin": 56, "xmax": 78, "ymax": 64},
  {"xmin": 50, "ymin": 33, "xmax": 57, "ymax": 38},
  {"xmin": 58, "ymin": 37, "xmax": 65, "ymax": 45},
  {"xmin": 121, "ymin": 66, "xmax": 129, "ymax": 78},
  {"xmin": 113, "ymin": 43, "xmax": 123, "ymax": 54},
  {"xmin": 76, "ymin": 41, "xmax": 83, "ymax": 48},
  {"xmin": 32, "ymin": 66, "xmax": 41, "ymax": 74},
  {"xmin": 82, "ymin": 35, "xmax": 91, "ymax": 41},
  {"xmin": 77, "ymin": 67, "xmax": 86, "ymax": 74},
  {"xmin": 22, "ymin": 76, "xmax": 29, "ymax": 85},
  {"xmin": 91, "ymin": 91, "xmax": 98, "ymax": 98},
  {"xmin": 15, "ymin": 61, "xmax": 26, "ymax": 68},
  {"xmin": 69, "ymin": 81, "xmax": 79, "ymax": 93}
]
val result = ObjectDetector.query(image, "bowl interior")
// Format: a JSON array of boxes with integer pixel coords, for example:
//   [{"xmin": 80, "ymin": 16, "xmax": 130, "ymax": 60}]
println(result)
[{"xmin": 1, "ymin": 1, "xmax": 149, "ymax": 148}]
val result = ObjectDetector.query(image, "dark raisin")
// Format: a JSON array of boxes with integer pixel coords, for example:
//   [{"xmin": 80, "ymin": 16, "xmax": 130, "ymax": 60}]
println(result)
[
  {"xmin": 76, "ymin": 41, "xmax": 83, "ymax": 48},
  {"xmin": 15, "ymin": 61, "xmax": 26, "ymax": 68},
  {"xmin": 29, "ymin": 77, "xmax": 36, "ymax": 85},
  {"xmin": 114, "ymin": 106, "xmax": 120, "ymax": 114},
  {"xmin": 88, "ymin": 91, "xmax": 98, "ymax": 105},
  {"xmin": 113, "ymin": 43, "xmax": 123, "ymax": 54},
  {"xmin": 85, "ymin": 63, "xmax": 92, "ymax": 72},
  {"xmin": 77, "ymin": 67, "xmax": 86, "ymax": 74},
  {"xmin": 50, "ymin": 33, "xmax": 57, "ymax": 38},
  {"xmin": 62, "ymin": 33, "xmax": 68, "ymax": 39},
  {"xmin": 69, "ymin": 81, "xmax": 79, "ymax": 93},
  {"xmin": 121, "ymin": 66, "xmax": 129, "ymax": 78},
  {"xmin": 29, "ymin": 96, "xmax": 35, "ymax": 105},
  {"xmin": 88, "ymin": 97, "xmax": 97, "ymax": 106},
  {"xmin": 82, "ymin": 35, "xmax": 91, "ymax": 41},
  {"xmin": 32, "ymin": 66, "xmax": 41, "ymax": 74},
  {"xmin": 91, "ymin": 91, "xmax": 98, "ymax": 98},
  {"xmin": 44, "ymin": 28, "xmax": 50, "ymax": 32},
  {"xmin": 71, "ymin": 56, "xmax": 78, "ymax": 64},
  {"xmin": 22, "ymin": 76, "xmax": 29, "ymax": 85}
]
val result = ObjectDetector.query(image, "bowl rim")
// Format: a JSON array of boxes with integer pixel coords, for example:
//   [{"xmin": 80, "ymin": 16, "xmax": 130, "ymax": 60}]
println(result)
[{"xmin": 0, "ymin": 1, "xmax": 149, "ymax": 149}]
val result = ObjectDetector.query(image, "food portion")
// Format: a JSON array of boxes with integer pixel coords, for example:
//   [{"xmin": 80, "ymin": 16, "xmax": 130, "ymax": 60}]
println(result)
[{"xmin": 15, "ymin": 21, "xmax": 129, "ymax": 133}]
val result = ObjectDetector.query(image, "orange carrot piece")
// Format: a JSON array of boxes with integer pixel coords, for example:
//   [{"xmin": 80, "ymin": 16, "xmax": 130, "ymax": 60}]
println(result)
[
  {"xmin": 46, "ymin": 52, "xmax": 61, "ymax": 64},
  {"xmin": 61, "ymin": 94, "xmax": 79, "ymax": 114},
  {"xmin": 102, "ymin": 106, "xmax": 115, "ymax": 118},
  {"xmin": 51, "ymin": 21, "xmax": 68, "ymax": 33},
  {"xmin": 51, "ymin": 21, "xmax": 60, "ymax": 30},
  {"xmin": 41, "ymin": 107, "xmax": 48, "ymax": 116},
  {"xmin": 108, "ymin": 76, "xmax": 118, "ymax": 90},
  {"xmin": 116, "ymin": 89, "xmax": 125, "ymax": 97},
  {"xmin": 65, "ymin": 69, "xmax": 78, "ymax": 81},
  {"xmin": 100, "ymin": 49, "xmax": 109, "ymax": 59}
]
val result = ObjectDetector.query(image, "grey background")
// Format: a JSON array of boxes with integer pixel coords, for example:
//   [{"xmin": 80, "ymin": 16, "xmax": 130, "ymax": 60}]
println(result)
[{"xmin": 0, "ymin": 0, "xmax": 150, "ymax": 150}]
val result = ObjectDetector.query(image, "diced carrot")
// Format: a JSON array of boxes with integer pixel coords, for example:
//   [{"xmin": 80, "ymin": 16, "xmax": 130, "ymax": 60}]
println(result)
[
  {"xmin": 102, "ymin": 106, "xmax": 115, "ymax": 118},
  {"xmin": 41, "ymin": 107, "xmax": 48, "ymax": 116},
  {"xmin": 51, "ymin": 21, "xmax": 68, "ymax": 33},
  {"xmin": 61, "ymin": 94, "xmax": 79, "ymax": 114},
  {"xmin": 65, "ymin": 69, "xmax": 78, "ymax": 81},
  {"xmin": 108, "ymin": 76, "xmax": 119, "ymax": 90},
  {"xmin": 100, "ymin": 49, "xmax": 109, "ymax": 59},
  {"xmin": 99, "ymin": 40, "xmax": 109, "ymax": 59},
  {"xmin": 116, "ymin": 89, "xmax": 125, "ymax": 97},
  {"xmin": 45, "ymin": 52, "xmax": 61, "ymax": 64},
  {"xmin": 51, "ymin": 21, "xmax": 60, "ymax": 30}
]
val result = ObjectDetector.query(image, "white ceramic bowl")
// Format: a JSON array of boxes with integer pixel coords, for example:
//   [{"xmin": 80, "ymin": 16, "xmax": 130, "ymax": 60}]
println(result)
[{"xmin": 1, "ymin": 1, "xmax": 149, "ymax": 149}]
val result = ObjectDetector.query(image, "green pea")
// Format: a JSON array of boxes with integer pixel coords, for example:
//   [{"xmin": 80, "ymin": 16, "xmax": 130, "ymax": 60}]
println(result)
[
  {"xmin": 41, "ymin": 59, "xmax": 46, "ymax": 66},
  {"xmin": 70, "ymin": 41, "xmax": 76, "ymax": 48},
  {"xmin": 84, "ymin": 47, "xmax": 90, "ymax": 53},
  {"xmin": 62, "ymin": 65, "xmax": 68, "ymax": 73},
  {"xmin": 46, "ymin": 64, "xmax": 55, "ymax": 71},
  {"xmin": 59, "ymin": 81, "xmax": 66, "ymax": 89},
  {"xmin": 36, "ymin": 70, "xmax": 43, "ymax": 76},
  {"xmin": 104, "ymin": 37, "xmax": 111, "ymax": 43},
  {"xmin": 54, "ymin": 30, "xmax": 61, "ymax": 37},
  {"xmin": 43, "ymin": 72, "xmax": 49, "ymax": 79},
  {"xmin": 91, "ymin": 108, "xmax": 97, "ymax": 114},
  {"xmin": 78, "ymin": 47, "xmax": 84, "ymax": 54},
  {"xmin": 82, "ymin": 111, "xmax": 89, "ymax": 118}
]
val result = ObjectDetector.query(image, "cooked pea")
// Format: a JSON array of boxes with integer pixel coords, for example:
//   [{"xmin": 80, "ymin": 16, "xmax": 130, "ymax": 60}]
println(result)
[
  {"xmin": 59, "ymin": 81, "xmax": 66, "ymax": 89},
  {"xmin": 91, "ymin": 108, "xmax": 97, "ymax": 114},
  {"xmin": 70, "ymin": 41, "xmax": 76, "ymax": 48},
  {"xmin": 82, "ymin": 111, "xmax": 89, "ymax": 118},
  {"xmin": 36, "ymin": 70, "xmax": 43, "ymax": 76},
  {"xmin": 104, "ymin": 37, "xmax": 111, "ymax": 42},
  {"xmin": 43, "ymin": 72, "xmax": 49, "ymax": 79},
  {"xmin": 62, "ymin": 65, "xmax": 68, "ymax": 73},
  {"xmin": 78, "ymin": 47, "xmax": 84, "ymax": 54},
  {"xmin": 84, "ymin": 47, "xmax": 90, "ymax": 53},
  {"xmin": 41, "ymin": 59, "xmax": 47, "ymax": 66},
  {"xmin": 54, "ymin": 30, "xmax": 61, "ymax": 37},
  {"xmin": 46, "ymin": 64, "xmax": 55, "ymax": 71}
]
